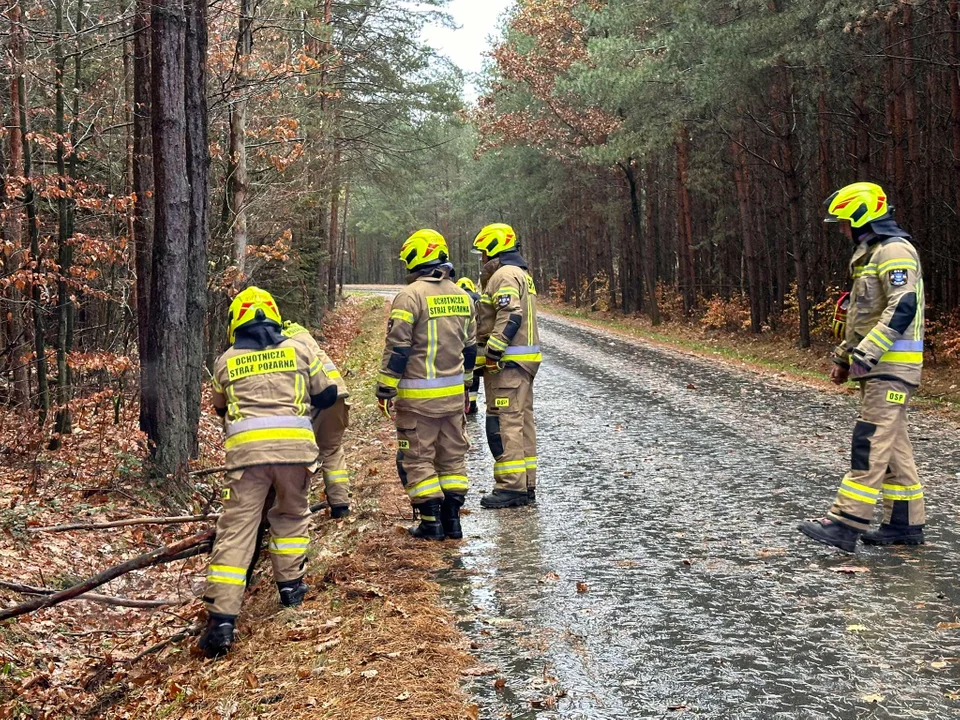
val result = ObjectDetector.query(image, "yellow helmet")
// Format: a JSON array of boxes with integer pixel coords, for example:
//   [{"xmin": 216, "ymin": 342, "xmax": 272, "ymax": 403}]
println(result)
[
  {"xmin": 227, "ymin": 286, "xmax": 282, "ymax": 345},
  {"xmin": 473, "ymin": 223, "xmax": 517, "ymax": 257},
  {"xmin": 456, "ymin": 277, "xmax": 477, "ymax": 293},
  {"xmin": 399, "ymin": 229, "xmax": 448, "ymax": 271},
  {"xmin": 824, "ymin": 182, "xmax": 888, "ymax": 228}
]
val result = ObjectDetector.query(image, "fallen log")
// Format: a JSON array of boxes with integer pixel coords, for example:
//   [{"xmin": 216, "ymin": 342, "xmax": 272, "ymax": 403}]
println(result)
[
  {"xmin": 0, "ymin": 581, "xmax": 182, "ymax": 609},
  {"xmin": 0, "ymin": 529, "xmax": 213, "ymax": 623}
]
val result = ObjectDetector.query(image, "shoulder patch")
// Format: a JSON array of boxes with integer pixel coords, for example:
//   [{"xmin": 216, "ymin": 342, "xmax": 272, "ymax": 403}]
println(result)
[
  {"xmin": 497, "ymin": 295, "xmax": 511, "ymax": 308},
  {"xmin": 890, "ymin": 269, "xmax": 908, "ymax": 287}
]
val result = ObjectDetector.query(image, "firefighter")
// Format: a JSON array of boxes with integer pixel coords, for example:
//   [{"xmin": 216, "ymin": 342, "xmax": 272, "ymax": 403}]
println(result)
[
  {"xmin": 376, "ymin": 230, "xmax": 477, "ymax": 540},
  {"xmin": 799, "ymin": 182, "xmax": 926, "ymax": 553},
  {"xmin": 457, "ymin": 276, "xmax": 484, "ymax": 415},
  {"xmin": 282, "ymin": 321, "xmax": 352, "ymax": 518},
  {"xmin": 198, "ymin": 287, "xmax": 339, "ymax": 658},
  {"xmin": 474, "ymin": 223, "xmax": 541, "ymax": 509}
]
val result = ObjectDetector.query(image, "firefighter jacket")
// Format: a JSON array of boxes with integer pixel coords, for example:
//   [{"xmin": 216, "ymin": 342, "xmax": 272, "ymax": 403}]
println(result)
[
  {"xmin": 281, "ymin": 322, "xmax": 349, "ymax": 398},
  {"xmin": 833, "ymin": 235, "xmax": 924, "ymax": 387},
  {"xmin": 212, "ymin": 329, "xmax": 339, "ymax": 470},
  {"xmin": 376, "ymin": 267, "xmax": 477, "ymax": 418},
  {"xmin": 478, "ymin": 252, "xmax": 541, "ymax": 377},
  {"xmin": 464, "ymin": 288, "xmax": 486, "ymax": 374}
]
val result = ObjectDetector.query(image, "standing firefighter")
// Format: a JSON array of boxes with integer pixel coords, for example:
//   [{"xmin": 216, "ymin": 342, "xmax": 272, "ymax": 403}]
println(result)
[
  {"xmin": 799, "ymin": 182, "xmax": 926, "ymax": 553},
  {"xmin": 457, "ymin": 276, "xmax": 484, "ymax": 415},
  {"xmin": 376, "ymin": 230, "xmax": 477, "ymax": 540},
  {"xmin": 198, "ymin": 287, "xmax": 339, "ymax": 658},
  {"xmin": 282, "ymin": 321, "xmax": 352, "ymax": 518},
  {"xmin": 474, "ymin": 223, "xmax": 541, "ymax": 509}
]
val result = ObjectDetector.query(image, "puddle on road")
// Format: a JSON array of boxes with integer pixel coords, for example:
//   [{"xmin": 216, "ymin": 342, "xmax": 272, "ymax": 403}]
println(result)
[{"xmin": 440, "ymin": 316, "xmax": 960, "ymax": 719}]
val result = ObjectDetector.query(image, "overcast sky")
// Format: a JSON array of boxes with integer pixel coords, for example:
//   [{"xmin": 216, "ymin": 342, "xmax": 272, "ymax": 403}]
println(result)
[{"xmin": 421, "ymin": 0, "xmax": 515, "ymax": 102}]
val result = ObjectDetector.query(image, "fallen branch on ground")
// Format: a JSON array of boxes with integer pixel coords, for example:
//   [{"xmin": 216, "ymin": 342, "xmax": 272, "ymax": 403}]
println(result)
[
  {"xmin": 0, "ymin": 581, "xmax": 182, "ymax": 609},
  {"xmin": 0, "ymin": 529, "xmax": 214, "ymax": 623},
  {"xmin": 0, "ymin": 500, "xmax": 330, "ymax": 623}
]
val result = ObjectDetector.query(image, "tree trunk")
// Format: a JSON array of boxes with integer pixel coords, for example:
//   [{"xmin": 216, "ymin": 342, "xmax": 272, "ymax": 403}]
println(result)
[
  {"xmin": 2, "ymin": 6, "xmax": 28, "ymax": 410},
  {"xmin": 951, "ymin": 2, "xmax": 960, "ymax": 239},
  {"xmin": 732, "ymin": 138, "xmax": 761, "ymax": 333},
  {"xmin": 643, "ymin": 161, "xmax": 661, "ymax": 325},
  {"xmin": 13, "ymin": 2, "xmax": 49, "ymax": 425},
  {"xmin": 337, "ymin": 182, "xmax": 350, "ymax": 296},
  {"xmin": 184, "ymin": 0, "xmax": 209, "ymax": 459},
  {"xmin": 145, "ymin": 0, "xmax": 192, "ymax": 493},
  {"xmin": 228, "ymin": 0, "xmax": 253, "ymax": 274},
  {"xmin": 133, "ymin": 0, "xmax": 154, "ymax": 431},
  {"xmin": 675, "ymin": 133, "xmax": 696, "ymax": 315},
  {"xmin": 774, "ymin": 65, "xmax": 810, "ymax": 348},
  {"xmin": 327, "ymin": 150, "xmax": 341, "ymax": 310}
]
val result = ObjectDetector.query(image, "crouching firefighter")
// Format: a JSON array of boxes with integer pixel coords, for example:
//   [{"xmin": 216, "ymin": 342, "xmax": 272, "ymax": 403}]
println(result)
[
  {"xmin": 474, "ymin": 223, "xmax": 541, "ymax": 509},
  {"xmin": 457, "ymin": 276, "xmax": 484, "ymax": 415},
  {"xmin": 198, "ymin": 287, "xmax": 339, "ymax": 658},
  {"xmin": 282, "ymin": 320, "xmax": 352, "ymax": 518},
  {"xmin": 376, "ymin": 230, "xmax": 477, "ymax": 540},
  {"xmin": 799, "ymin": 182, "xmax": 927, "ymax": 553}
]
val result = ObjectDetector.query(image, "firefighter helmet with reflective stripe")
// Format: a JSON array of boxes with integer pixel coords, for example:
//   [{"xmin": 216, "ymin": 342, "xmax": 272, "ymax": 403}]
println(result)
[
  {"xmin": 824, "ymin": 182, "xmax": 888, "ymax": 228},
  {"xmin": 399, "ymin": 229, "xmax": 448, "ymax": 270},
  {"xmin": 456, "ymin": 277, "xmax": 477, "ymax": 293},
  {"xmin": 473, "ymin": 223, "xmax": 517, "ymax": 257},
  {"xmin": 228, "ymin": 286, "xmax": 282, "ymax": 345}
]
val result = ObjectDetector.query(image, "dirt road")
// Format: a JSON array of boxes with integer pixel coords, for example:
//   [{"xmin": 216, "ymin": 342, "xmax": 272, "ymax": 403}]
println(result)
[{"xmin": 447, "ymin": 312, "xmax": 960, "ymax": 720}]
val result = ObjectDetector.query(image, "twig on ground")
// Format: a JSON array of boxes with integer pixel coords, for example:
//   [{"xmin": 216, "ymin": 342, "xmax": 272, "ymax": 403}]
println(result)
[
  {"xmin": 0, "ymin": 580, "xmax": 184, "ymax": 609},
  {"xmin": 126, "ymin": 622, "xmax": 204, "ymax": 663},
  {"xmin": 29, "ymin": 513, "xmax": 219, "ymax": 533}
]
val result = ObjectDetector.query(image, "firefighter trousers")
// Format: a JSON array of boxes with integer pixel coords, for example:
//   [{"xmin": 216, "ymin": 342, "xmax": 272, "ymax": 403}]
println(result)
[
  {"xmin": 395, "ymin": 409, "xmax": 470, "ymax": 507},
  {"xmin": 828, "ymin": 379, "xmax": 925, "ymax": 532},
  {"xmin": 203, "ymin": 464, "xmax": 313, "ymax": 617},
  {"xmin": 314, "ymin": 398, "xmax": 350, "ymax": 508},
  {"xmin": 484, "ymin": 367, "xmax": 537, "ymax": 493}
]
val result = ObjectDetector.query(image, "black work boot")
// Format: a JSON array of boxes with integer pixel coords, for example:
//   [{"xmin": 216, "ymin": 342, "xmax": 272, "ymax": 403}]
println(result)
[
  {"xmin": 409, "ymin": 500, "xmax": 445, "ymax": 541},
  {"xmin": 798, "ymin": 517, "xmax": 860, "ymax": 553},
  {"xmin": 527, "ymin": 487, "xmax": 537, "ymax": 505},
  {"xmin": 277, "ymin": 578, "xmax": 309, "ymax": 607},
  {"xmin": 480, "ymin": 489, "xmax": 529, "ymax": 509},
  {"xmin": 440, "ymin": 494, "xmax": 465, "ymax": 540},
  {"xmin": 862, "ymin": 524, "xmax": 925, "ymax": 546},
  {"xmin": 197, "ymin": 613, "xmax": 236, "ymax": 658},
  {"xmin": 468, "ymin": 400, "xmax": 478, "ymax": 415},
  {"xmin": 330, "ymin": 504, "xmax": 350, "ymax": 519}
]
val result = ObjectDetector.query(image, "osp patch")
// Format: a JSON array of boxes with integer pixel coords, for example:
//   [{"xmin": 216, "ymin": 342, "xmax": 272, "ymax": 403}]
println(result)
[
  {"xmin": 890, "ymin": 268, "xmax": 908, "ymax": 287},
  {"xmin": 497, "ymin": 295, "xmax": 511, "ymax": 308}
]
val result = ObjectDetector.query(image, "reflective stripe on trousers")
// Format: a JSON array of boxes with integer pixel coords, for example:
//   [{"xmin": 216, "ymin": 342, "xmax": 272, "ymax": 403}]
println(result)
[
  {"xmin": 269, "ymin": 536, "xmax": 310, "ymax": 555},
  {"xmin": 207, "ymin": 564, "xmax": 247, "ymax": 586}
]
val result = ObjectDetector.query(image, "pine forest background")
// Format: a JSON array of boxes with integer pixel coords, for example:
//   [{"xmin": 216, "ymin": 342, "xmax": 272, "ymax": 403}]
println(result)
[{"xmin": 3, "ymin": 0, "xmax": 960, "ymax": 487}]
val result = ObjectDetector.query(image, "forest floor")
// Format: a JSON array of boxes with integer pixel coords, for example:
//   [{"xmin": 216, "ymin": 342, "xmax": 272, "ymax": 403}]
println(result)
[
  {"xmin": 543, "ymin": 302, "xmax": 960, "ymax": 417},
  {"xmin": 0, "ymin": 296, "xmax": 477, "ymax": 720}
]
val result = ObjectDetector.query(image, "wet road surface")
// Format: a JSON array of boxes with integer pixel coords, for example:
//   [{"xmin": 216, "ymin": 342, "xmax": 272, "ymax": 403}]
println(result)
[{"xmin": 443, "ymin": 313, "xmax": 960, "ymax": 720}]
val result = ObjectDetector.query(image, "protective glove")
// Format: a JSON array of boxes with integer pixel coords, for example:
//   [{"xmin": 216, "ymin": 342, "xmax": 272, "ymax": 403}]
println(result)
[
  {"xmin": 485, "ymin": 357, "xmax": 503, "ymax": 375},
  {"xmin": 849, "ymin": 359, "xmax": 872, "ymax": 380},
  {"xmin": 829, "ymin": 362, "xmax": 849, "ymax": 386},
  {"xmin": 464, "ymin": 388, "xmax": 471, "ymax": 415},
  {"xmin": 832, "ymin": 292, "xmax": 850, "ymax": 340},
  {"xmin": 377, "ymin": 397, "xmax": 393, "ymax": 419}
]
